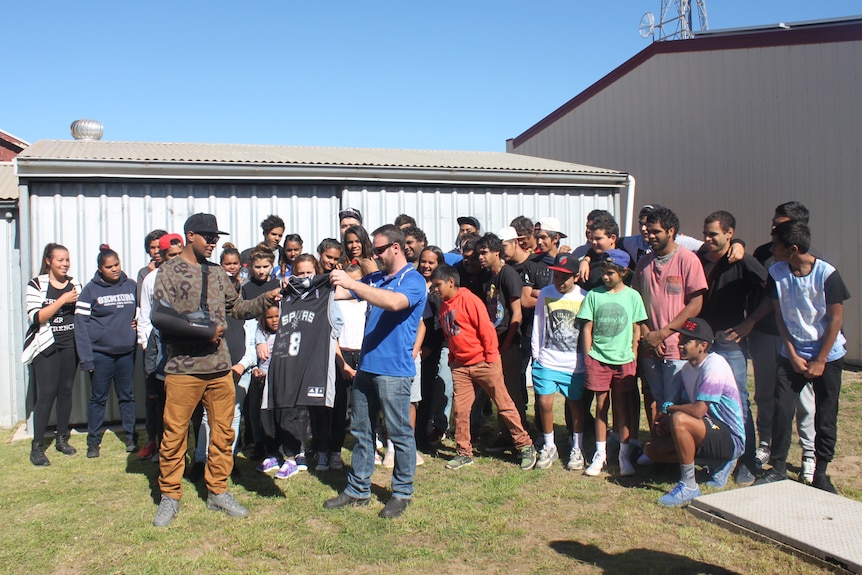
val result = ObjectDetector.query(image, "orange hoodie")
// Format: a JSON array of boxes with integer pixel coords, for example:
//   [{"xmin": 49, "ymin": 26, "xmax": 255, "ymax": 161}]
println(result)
[{"xmin": 439, "ymin": 287, "xmax": 500, "ymax": 366}]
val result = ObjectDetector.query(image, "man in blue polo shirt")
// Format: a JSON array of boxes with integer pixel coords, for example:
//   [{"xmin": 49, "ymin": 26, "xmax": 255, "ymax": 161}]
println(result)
[{"xmin": 325, "ymin": 224, "xmax": 427, "ymax": 519}]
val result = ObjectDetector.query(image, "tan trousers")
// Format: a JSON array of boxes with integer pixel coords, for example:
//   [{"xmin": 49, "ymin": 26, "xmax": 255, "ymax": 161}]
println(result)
[
  {"xmin": 452, "ymin": 360, "xmax": 531, "ymax": 457},
  {"xmin": 159, "ymin": 371, "xmax": 235, "ymax": 499}
]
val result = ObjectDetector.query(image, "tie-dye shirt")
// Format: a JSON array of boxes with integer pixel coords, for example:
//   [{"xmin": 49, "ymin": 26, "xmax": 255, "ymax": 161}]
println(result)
[{"xmin": 679, "ymin": 352, "xmax": 745, "ymax": 458}]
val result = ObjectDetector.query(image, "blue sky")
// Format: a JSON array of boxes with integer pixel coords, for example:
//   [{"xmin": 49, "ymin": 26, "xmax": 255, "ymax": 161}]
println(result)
[{"xmin": 4, "ymin": 1, "xmax": 860, "ymax": 151}]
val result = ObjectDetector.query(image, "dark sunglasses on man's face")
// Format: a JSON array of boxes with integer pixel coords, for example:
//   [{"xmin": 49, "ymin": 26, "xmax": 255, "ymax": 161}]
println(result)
[
  {"xmin": 197, "ymin": 232, "xmax": 220, "ymax": 244},
  {"xmin": 372, "ymin": 242, "xmax": 394, "ymax": 256}
]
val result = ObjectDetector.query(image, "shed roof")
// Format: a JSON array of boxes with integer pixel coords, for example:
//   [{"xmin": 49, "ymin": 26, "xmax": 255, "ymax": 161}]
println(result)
[
  {"xmin": 0, "ymin": 163, "xmax": 17, "ymax": 201},
  {"xmin": 15, "ymin": 140, "xmax": 627, "ymax": 187}
]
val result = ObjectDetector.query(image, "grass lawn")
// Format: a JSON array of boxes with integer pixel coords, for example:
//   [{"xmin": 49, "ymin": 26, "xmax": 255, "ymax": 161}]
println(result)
[{"xmin": 1, "ymin": 370, "xmax": 860, "ymax": 575}]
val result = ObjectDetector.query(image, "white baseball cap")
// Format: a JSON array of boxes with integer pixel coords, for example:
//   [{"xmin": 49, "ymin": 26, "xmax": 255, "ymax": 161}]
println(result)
[
  {"xmin": 496, "ymin": 226, "xmax": 520, "ymax": 242},
  {"xmin": 534, "ymin": 217, "xmax": 568, "ymax": 239}
]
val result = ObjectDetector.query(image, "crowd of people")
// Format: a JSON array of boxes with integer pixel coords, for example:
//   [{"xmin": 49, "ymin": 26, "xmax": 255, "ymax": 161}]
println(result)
[{"xmin": 23, "ymin": 200, "xmax": 849, "ymax": 525}]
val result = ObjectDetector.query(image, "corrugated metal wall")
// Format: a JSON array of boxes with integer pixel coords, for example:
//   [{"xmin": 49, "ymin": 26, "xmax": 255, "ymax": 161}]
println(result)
[
  {"xmin": 21, "ymin": 179, "xmax": 618, "ymax": 428},
  {"xmin": 511, "ymin": 39, "xmax": 862, "ymax": 363},
  {"xmin": 342, "ymin": 184, "xmax": 619, "ymax": 251},
  {"xmin": 0, "ymin": 209, "xmax": 24, "ymax": 428}
]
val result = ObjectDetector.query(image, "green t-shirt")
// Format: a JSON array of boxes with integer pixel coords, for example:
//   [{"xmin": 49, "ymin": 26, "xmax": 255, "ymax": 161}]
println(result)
[{"xmin": 576, "ymin": 285, "xmax": 647, "ymax": 365}]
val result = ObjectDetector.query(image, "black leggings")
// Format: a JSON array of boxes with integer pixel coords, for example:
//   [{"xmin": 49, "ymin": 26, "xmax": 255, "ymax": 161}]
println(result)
[{"xmin": 32, "ymin": 346, "xmax": 78, "ymax": 440}]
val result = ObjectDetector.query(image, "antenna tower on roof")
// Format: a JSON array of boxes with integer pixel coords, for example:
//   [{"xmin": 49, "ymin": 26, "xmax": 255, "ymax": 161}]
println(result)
[{"xmin": 639, "ymin": 0, "xmax": 709, "ymax": 41}]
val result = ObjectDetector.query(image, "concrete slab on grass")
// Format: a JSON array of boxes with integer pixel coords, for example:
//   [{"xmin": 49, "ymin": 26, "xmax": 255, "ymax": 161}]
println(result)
[{"xmin": 689, "ymin": 480, "xmax": 862, "ymax": 573}]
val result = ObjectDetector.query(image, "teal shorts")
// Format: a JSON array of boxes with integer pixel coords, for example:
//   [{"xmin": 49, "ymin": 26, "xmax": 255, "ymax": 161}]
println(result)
[{"xmin": 532, "ymin": 361, "xmax": 585, "ymax": 400}]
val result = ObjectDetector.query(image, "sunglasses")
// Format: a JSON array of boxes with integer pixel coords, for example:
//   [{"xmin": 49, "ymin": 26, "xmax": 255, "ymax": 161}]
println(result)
[
  {"xmin": 372, "ymin": 242, "xmax": 394, "ymax": 256},
  {"xmin": 196, "ymin": 232, "xmax": 221, "ymax": 244}
]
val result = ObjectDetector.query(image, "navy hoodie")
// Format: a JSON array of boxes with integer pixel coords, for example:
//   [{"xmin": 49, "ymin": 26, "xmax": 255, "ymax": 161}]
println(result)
[{"xmin": 75, "ymin": 271, "xmax": 137, "ymax": 371}]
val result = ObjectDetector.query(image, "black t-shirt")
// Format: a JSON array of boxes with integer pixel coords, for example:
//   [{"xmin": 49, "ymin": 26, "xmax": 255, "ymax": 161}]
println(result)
[
  {"xmin": 46, "ymin": 282, "xmax": 76, "ymax": 349},
  {"xmin": 699, "ymin": 252, "xmax": 768, "ymax": 339},
  {"xmin": 241, "ymin": 277, "xmax": 279, "ymax": 300},
  {"xmin": 454, "ymin": 262, "xmax": 489, "ymax": 300},
  {"xmin": 482, "ymin": 264, "xmax": 524, "ymax": 340},
  {"xmin": 510, "ymin": 257, "xmax": 548, "ymax": 346},
  {"xmin": 423, "ymin": 291, "xmax": 446, "ymax": 350}
]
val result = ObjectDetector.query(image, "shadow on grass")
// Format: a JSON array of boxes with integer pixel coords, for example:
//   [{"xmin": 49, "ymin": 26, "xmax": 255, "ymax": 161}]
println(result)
[
  {"xmin": 124, "ymin": 442, "xmax": 286, "ymax": 507},
  {"xmin": 550, "ymin": 540, "xmax": 740, "ymax": 575}
]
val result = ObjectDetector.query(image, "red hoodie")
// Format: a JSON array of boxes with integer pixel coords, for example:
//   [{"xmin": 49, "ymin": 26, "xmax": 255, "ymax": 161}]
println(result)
[{"xmin": 440, "ymin": 287, "xmax": 500, "ymax": 366}]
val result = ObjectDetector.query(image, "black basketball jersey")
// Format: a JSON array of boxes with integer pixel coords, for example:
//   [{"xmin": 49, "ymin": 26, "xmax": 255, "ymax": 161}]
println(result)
[{"xmin": 266, "ymin": 274, "xmax": 337, "ymax": 408}]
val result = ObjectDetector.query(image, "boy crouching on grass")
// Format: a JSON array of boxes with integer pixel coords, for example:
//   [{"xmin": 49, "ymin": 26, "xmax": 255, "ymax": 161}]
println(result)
[
  {"xmin": 577, "ymin": 250, "xmax": 647, "ymax": 477},
  {"xmin": 645, "ymin": 318, "xmax": 745, "ymax": 506},
  {"xmin": 531, "ymin": 253, "xmax": 588, "ymax": 470},
  {"xmin": 430, "ymin": 265, "xmax": 538, "ymax": 471}
]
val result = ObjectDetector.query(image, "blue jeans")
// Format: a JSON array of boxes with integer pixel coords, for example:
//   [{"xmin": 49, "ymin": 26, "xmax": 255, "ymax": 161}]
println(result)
[
  {"xmin": 640, "ymin": 356, "xmax": 685, "ymax": 404},
  {"xmin": 715, "ymin": 347, "xmax": 756, "ymax": 467},
  {"xmin": 346, "ymin": 370, "xmax": 415, "ymax": 500},
  {"xmin": 87, "ymin": 350, "xmax": 137, "ymax": 447},
  {"xmin": 437, "ymin": 347, "xmax": 454, "ymax": 427}
]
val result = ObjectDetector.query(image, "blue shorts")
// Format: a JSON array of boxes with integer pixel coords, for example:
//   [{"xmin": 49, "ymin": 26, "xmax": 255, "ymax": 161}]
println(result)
[{"xmin": 532, "ymin": 361, "xmax": 585, "ymax": 400}]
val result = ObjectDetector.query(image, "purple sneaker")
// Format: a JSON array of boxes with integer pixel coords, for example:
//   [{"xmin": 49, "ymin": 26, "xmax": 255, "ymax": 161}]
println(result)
[
  {"xmin": 275, "ymin": 459, "xmax": 300, "ymax": 480},
  {"xmin": 256, "ymin": 456, "xmax": 280, "ymax": 473}
]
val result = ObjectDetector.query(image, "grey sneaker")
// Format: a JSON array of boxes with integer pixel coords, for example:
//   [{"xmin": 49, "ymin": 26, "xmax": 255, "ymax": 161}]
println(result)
[
  {"xmin": 754, "ymin": 444, "xmax": 771, "ymax": 469},
  {"xmin": 519, "ymin": 445, "xmax": 537, "ymax": 470},
  {"xmin": 735, "ymin": 463, "xmax": 756, "ymax": 487},
  {"xmin": 153, "ymin": 496, "xmax": 180, "ymax": 527},
  {"xmin": 206, "ymin": 491, "xmax": 248, "ymax": 517},
  {"xmin": 566, "ymin": 446, "xmax": 585, "ymax": 471},
  {"xmin": 536, "ymin": 443, "xmax": 559, "ymax": 470},
  {"xmin": 446, "ymin": 455, "xmax": 474, "ymax": 470}
]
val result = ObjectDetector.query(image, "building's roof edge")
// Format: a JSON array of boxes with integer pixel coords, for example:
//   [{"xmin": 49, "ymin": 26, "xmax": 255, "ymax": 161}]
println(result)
[
  {"xmin": 15, "ymin": 157, "xmax": 629, "ymax": 188},
  {"xmin": 510, "ymin": 17, "xmax": 862, "ymax": 149},
  {"xmin": 0, "ymin": 129, "xmax": 30, "ymax": 149}
]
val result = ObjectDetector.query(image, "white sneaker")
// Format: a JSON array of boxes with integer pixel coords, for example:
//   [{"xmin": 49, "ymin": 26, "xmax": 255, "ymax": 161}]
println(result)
[
  {"xmin": 566, "ymin": 446, "xmax": 585, "ymax": 471},
  {"xmin": 295, "ymin": 452, "xmax": 308, "ymax": 472},
  {"xmin": 637, "ymin": 453, "xmax": 654, "ymax": 466},
  {"xmin": 536, "ymin": 443, "xmax": 559, "ymax": 470},
  {"xmin": 416, "ymin": 451, "xmax": 425, "ymax": 466},
  {"xmin": 619, "ymin": 454, "xmax": 636, "ymax": 476},
  {"xmin": 584, "ymin": 452, "xmax": 606, "ymax": 476},
  {"xmin": 383, "ymin": 449, "xmax": 395, "ymax": 469},
  {"xmin": 801, "ymin": 456, "xmax": 815, "ymax": 483}
]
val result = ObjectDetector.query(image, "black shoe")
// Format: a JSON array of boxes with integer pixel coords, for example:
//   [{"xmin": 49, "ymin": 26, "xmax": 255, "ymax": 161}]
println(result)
[
  {"xmin": 250, "ymin": 442, "xmax": 266, "ymax": 460},
  {"xmin": 734, "ymin": 463, "xmax": 756, "ymax": 487},
  {"xmin": 323, "ymin": 492, "xmax": 370, "ymax": 510},
  {"xmin": 753, "ymin": 468, "xmax": 786, "ymax": 486},
  {"xmin": 485, "ymin": 435, "xmax": 514, "ymax": 454},
  {"xmin": 30, "ymin": 441, "xmax": 50, "ymax": 467},
  {"xmin": 188, "ymin": 461, "xmax": 205, "ymax": 483},
  {"xmin": 55, "ymin": 434, "xmax": 77, "ymax": 456},
  {"xmin": 125, "ymin": 440, "xmax": 139, "ymax": 453},
  {"xmin": 812, "ymin": 474, "xmax": 838, "ymax": 494},
  {"xmin": 379, "ymin": 496, "xmax": 411, "ymax": 519},
  {"xmin": 231, "ymin": 458, "xmax": 242, "ymax": 479},
  {"xmin": 87, "ymin": 444, "xmax": 100, "ymax": 458}
]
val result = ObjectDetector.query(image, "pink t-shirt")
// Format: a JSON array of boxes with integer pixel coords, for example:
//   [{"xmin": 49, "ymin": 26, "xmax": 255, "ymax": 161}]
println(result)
[{"xmin": 633, "ymin": 247, "xmax": 707, "ymax": 360}]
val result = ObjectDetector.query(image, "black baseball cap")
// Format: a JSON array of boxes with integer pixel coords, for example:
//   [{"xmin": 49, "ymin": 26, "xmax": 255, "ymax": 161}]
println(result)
[
  {"xmin": 338, "ymin": 207, "xmax": 363, "ymax": 223},
  {"xmin": 639, "ymin": 204, "xmax": 665, "ymax": 218},
  {"xmin": 457, "ymin": 216, "xmax": 480, "ymax": 230},
  {"xmin": 672, "ymin": 317, "xmax": 714, "ymax": 344},
  {"xmin": 548, "ymin": 252, "xmax": 578, "ymax": 275},
  {"xmin": 184, "ymin": 213, "xmax": 228, "ymax": 235}
]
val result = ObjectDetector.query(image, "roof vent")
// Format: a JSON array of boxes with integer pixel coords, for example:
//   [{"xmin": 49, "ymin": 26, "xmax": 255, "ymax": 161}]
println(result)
[{"xmin": 70, "ymin": 119, "xmax": 104, "ymax": 141}]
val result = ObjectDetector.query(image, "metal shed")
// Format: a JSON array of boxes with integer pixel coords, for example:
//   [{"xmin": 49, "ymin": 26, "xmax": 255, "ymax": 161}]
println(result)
[
  {"xmin": 9, "ymin": 140, "xmax": 632, "ymax": 429},
  {"xmin": 508, "ymin": 16, "xmax": 862, "ymax": 363}
]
